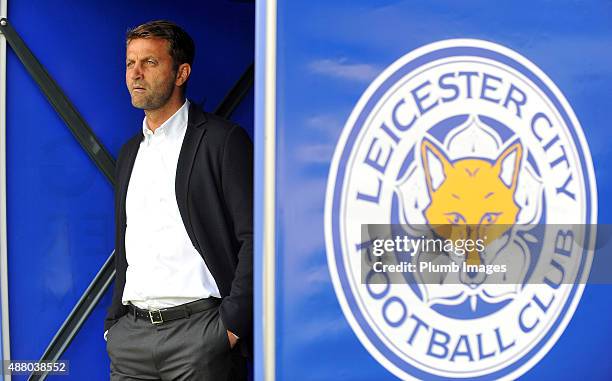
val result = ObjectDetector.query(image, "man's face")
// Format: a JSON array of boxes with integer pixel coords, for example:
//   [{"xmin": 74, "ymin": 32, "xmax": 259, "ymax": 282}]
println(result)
[{"xmin": 126, "ymin": 38, "xmax": 177, "ymax": 110}]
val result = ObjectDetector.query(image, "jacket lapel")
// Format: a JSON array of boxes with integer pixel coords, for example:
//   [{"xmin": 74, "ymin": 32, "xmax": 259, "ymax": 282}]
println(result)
[
  {"xmin": 175, "ymin": 102, "xmax": 208, "ymax": 248},
  {"xmin": 117, "ymin": 135, "xmax": 141, "ymax": 225}
]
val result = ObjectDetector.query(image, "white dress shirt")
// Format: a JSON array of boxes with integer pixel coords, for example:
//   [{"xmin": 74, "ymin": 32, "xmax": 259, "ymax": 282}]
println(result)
[{"xmin": 122, "ymin": 100, "xmax": 221, "ymax": 310}]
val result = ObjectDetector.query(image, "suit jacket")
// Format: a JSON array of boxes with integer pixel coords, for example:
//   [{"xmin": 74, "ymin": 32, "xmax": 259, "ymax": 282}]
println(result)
[{"xmin": 105, "ymin": 102, "xmax": 253, "ymax": 348}]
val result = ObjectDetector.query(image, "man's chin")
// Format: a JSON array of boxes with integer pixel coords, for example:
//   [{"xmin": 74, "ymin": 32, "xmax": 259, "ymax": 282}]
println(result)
[
  {"xmin": 130, "ymin": 91, "xmax": 172, "ymax": 110},
  {"xmin": 131, "ymin": 97, "xmax": 152, "ymax": 110}
]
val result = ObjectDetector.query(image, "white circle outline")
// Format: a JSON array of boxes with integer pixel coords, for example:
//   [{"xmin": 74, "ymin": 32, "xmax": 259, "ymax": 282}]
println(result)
[{"xmin": 324, "ymin": 38, "xmax": 598, "ymax": 381}]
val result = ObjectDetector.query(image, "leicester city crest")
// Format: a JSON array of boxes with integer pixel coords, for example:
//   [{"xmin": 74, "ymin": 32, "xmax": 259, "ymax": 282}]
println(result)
[{"xmin": 324, "ymin": 39, "xmax": 597, "ymax": 380}]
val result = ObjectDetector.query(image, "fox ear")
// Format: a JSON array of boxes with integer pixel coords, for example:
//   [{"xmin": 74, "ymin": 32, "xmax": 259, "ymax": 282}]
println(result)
[
  {"xmin": 421, "ymin": 138, "xmax": 452, "ymax": 196},
  {"xmin": 495, "ymin": 140, "xmax": 523, "ymax": 191}
]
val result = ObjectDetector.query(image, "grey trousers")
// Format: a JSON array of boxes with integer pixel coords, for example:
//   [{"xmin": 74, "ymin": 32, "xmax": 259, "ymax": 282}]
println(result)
[{"xmin": 107, "ymin": 306, "xmax": 244, "ymax": 380}]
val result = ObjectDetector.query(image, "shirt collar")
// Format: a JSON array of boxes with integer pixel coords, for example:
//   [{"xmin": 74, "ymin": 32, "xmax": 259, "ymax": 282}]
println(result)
[{"xmin": 142, "ymin": 99, "xmax": 190, "ymax": 140}]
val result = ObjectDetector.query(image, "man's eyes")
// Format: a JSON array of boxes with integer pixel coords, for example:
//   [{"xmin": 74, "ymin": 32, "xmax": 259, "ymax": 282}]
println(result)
[{"xmin": 125, "ymin": 60, "xmax": 157, "ymax": 68}]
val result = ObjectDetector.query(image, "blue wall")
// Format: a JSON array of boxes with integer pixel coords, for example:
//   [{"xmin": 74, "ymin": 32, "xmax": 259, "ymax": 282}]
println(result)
[
  {"xmin": 5, "ymin": 1, "xmax": 254, "ymax": 379},
  {"xmin": 272, "ymin": 1, "xmax": 612, "ymax": 380}
]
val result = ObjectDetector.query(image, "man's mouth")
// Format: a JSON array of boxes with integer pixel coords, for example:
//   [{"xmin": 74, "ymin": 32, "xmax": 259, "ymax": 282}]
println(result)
[{"xmin": 132, "ymin": 85, "xmax": 147, "ymax": 93}]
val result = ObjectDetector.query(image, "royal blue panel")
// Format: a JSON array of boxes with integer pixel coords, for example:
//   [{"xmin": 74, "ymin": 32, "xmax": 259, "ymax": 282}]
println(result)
[
  {"xmin": 6, "ymin": 1, "xmax": 253, "ymax": 379},
  {"xmin": 273, "ymin": 1, "xmax": 612, "ymax": 380}
]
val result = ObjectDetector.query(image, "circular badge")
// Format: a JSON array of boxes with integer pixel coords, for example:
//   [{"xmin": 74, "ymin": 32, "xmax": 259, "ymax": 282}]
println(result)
[{"xmin": 324, "ymin": 39, "xmax": 597, "ymax": 380}]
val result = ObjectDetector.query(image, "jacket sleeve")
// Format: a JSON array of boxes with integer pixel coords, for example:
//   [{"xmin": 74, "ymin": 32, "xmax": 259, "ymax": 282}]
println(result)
[
  {"xmin": 104, "ymin": 144, "xmax": 130, "ymax": 332},
  {"xmin": 218, "ymin": 125, "xmax": 254, "ymax": 339}
]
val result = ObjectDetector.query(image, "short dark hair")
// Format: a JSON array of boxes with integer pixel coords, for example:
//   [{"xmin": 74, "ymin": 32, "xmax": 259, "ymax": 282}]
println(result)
[{"xmin": 126, "ymin": 20, "xmax": 195, "ymax": 71}]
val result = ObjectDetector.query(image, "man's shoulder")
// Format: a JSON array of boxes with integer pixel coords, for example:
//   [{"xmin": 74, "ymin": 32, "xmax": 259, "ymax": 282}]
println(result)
[
  {"xmin": 191, "ymin": 106, "xmax": 237, "ymax": 134},
  {"xmin": 205, "ymin": 113, "xmax": 236, "ymax": 131},
  {"xmin": 117, "ymin": 132, "xmax": 142, "ymax": 162},
  {"xmin": 189, "ymin": 104, "xmax": 245, "ymax": 145}
]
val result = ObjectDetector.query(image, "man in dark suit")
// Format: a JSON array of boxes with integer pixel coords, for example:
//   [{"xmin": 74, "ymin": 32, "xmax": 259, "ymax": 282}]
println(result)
[{"xmin": 104, "ymin": 20, "xmax": 252, "ymax": 380}]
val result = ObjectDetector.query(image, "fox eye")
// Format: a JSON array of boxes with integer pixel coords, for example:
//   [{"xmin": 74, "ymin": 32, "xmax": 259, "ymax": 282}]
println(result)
[
  {"xmin": 445, "ymin": 212, "xmax": 466, "ymax": 224},
  {"xmin": 480, "ymin": 212, "xmax": 501, "ymax": 224}
]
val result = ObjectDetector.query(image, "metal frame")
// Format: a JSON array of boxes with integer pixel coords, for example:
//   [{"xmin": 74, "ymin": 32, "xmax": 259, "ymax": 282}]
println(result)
[
  {"xmin": 0, "ymin": 16, "xmax": 253, "ymax": 380},
  {"xmin": 0, "ymin": 18, "xmax": 116, "ymax": 185},
  {"xmin": 0, "ymin": 1, "xmax": 12, "ymax": 380},
  {"xmin": 216, "ymin": 63, "xmax": 254, "ymax": 119},
  {"xmin": 263, "ymin": 2, "xmax": 277, "ymax": 379},
  {"xmin": 255, "ymin": 0, "xmax": 276, "ymax": 380}
]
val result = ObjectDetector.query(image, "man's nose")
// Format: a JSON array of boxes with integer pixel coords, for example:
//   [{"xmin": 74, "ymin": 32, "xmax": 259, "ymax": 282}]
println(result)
[{"xmin": 129, "ymin": 63, "xmax": 143, "ymax": 80}]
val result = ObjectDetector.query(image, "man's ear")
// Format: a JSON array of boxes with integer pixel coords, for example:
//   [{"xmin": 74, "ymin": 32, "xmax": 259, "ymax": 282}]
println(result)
[{"xmin": 175, "ymin": 63, "xmax": 192, "ymax": 87}]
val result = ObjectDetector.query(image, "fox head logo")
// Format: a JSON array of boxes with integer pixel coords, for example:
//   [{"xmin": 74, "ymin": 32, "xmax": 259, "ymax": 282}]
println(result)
[{"xmin": 421, "ymin": 138, "xmax": 523, "ymax": 266}]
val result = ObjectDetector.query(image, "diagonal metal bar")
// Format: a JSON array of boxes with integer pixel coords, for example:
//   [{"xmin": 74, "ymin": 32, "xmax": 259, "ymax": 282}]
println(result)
[
  {"xmin": 215, "ymin": 63, "xmax": 254, "ymax": 119},
  {"xmin": 2, "ymin": 16, "xmax": 254, "ymax": 381},
  {"xmin": 0, "ymin": 18, "xmax": 116, "ymax": 185},
  {"xmin": 36, "ymin": 252, "xmax": 115, "ymax": 379}
]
